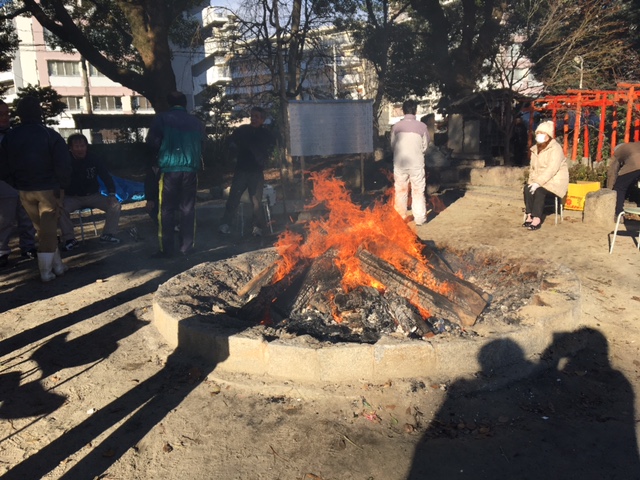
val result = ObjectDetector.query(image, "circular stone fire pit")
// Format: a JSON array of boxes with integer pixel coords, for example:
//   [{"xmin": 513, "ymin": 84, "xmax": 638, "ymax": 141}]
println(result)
[{"xmin": 152, "ymin": 247, "xmax": 581, "ymax": 385}]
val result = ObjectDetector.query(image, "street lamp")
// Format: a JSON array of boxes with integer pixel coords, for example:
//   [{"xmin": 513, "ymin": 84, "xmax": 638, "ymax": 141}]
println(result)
[{"xmin": 574, "ymin": 55, "xmax": 584, "ymax": 89}]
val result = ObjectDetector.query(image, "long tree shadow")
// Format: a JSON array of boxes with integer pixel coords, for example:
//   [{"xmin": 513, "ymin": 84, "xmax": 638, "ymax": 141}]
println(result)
[
  {"xmin": 1, "ymin": 315, "xmax": 230, "ymax": 480},
  {"xmin": 0, "ymin": 311, "xmax": 147, "ymax": 419},
  {"xmin": 407, "ymin": 328, "xmax": 640, "ymax": 480}
]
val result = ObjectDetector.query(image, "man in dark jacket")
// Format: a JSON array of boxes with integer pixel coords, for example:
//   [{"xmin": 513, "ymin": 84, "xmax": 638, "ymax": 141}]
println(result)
[
  {"xmin": 58, "ymin": 133, "xmax": 122, "ymax": 250},
  {"xmin": 146, "ymin": 91, "xmax": 205, "ymax": 257},
  {"xmin": 607, "ymin": 142, "xmax": 640, "ymax": 217},
  {"xmin": 218, "ymin": 106, "xmax": 275, "ymax": 237},
  {"xmin": 0, "ymin": 99, "xmax": 37, "ymax": 268},
  {"xmin": 0, "ymin": 96, "xmax": 71, "ymax": 282}
]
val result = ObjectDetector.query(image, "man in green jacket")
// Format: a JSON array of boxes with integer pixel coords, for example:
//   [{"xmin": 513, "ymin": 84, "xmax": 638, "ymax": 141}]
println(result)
[{"xmin": 146, "ymin": 91, "xmax": 205, "ymax": 257}]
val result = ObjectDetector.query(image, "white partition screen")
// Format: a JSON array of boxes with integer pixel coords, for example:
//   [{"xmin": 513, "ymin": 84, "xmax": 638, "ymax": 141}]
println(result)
[{"xmin": 288, "ymin": 100, "xmax": 374, "ymax": 157}]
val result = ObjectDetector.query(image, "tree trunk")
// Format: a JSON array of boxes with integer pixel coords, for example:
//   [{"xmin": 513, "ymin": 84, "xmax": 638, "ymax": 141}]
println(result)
[{"xmin": 117, "ymin": 0, "xmax": 176, "ymax": 111}]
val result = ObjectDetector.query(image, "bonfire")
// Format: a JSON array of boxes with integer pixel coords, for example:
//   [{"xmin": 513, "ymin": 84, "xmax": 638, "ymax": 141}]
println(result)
[{"xmin": 239, "ymin": 170, "xmax": 488, "ymax": 343}]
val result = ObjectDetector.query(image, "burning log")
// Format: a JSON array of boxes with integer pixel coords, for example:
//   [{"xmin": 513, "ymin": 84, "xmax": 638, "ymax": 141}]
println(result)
[
  {"xmin": 370, "ymin": 243, "xmax": 489, "ymax": 319},
  {"xmin": 237, "ymin": 262, "xmax": 309, "ymax": 322},
  {"xmin": 356, "ymin": 248, "xmax": 479, "ymax": 327},
  {"xmin": 237, "ymin": 260, "xmax": 280, "ymax": 298},
  {"xmin": 272, "ymin": 250, "xmax": 342, "ymax": 318},
  {"xmin": 420, "ymin": 243, "xmax": 456, "ymax": 274},
  {"xmin": 267, "ymin": 250, "xmax": 433, "ymax": 342},
  {"xmin": 383, "ymin": 291, "xmax": 433, "ymax": 337}
]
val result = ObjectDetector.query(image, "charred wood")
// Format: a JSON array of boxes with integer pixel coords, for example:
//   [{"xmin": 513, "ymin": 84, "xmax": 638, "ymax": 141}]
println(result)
[
  {"xmin": 237, "ymin": 262, "xmax": 309, "ymax": 323},
  {"xmin": 237, "ymin": 260, "xmax": 280, "ymax": 298},
  {"xmin": 356, "ymin": 248, "xmax": 478, "ymax": 327},
  {"xmin": 273, "ymin": 250, "xmax": 341, "ymax": 318},
  {"xmin": 367, "ymin": 243, "xmax": 488, "ymax": 321},
  {"xmin": 383, "ymin": 291, "xmax": 433, "ymax": 337}
]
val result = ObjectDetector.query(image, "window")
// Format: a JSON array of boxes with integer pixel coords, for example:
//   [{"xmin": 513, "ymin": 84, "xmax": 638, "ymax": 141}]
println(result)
[
  {"xmin": 58, "ymin": 128, "xmax": 81, "ymax": 140},
  {"xmin": 89, "ymin": 65, "xmax": 105, "ymax": 77},
  {"xmin": 62, "ymin": 96, "xmax": 83, "ymax": 111},
  {"xmin": 47, "ymin": 60, "xmax": 80, "ymax": 76},
  {"xmin": 92, "ymin": 96, "xmax": 123, "ymax": 111},
  {"xmin": 131, "ymin": 96, "xmax": 153, "ymax": 110}
]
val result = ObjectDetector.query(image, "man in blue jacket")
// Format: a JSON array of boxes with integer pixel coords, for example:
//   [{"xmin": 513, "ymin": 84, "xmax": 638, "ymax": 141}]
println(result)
[{"xmin": 146, "ymin": 91, "xmax": 205, "ymax": 257}]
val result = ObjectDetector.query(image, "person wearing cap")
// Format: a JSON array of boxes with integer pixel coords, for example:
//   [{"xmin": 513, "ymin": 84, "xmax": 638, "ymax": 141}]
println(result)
[
  {"xmin": 523, "ymin": 120, "xmax": 569, "ymax": 230},
  {"xmin": 606, "ymin": 142, "xmax": 640, "ymax": 218}
]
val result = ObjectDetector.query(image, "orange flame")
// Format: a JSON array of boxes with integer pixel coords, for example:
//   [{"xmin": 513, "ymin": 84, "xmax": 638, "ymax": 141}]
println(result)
[{"xmin": 274, "ymin": 170, "xmax": 451, "ymax": 301}]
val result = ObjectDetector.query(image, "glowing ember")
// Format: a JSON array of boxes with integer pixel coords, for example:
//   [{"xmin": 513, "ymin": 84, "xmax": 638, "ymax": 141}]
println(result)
[{"xmin": 273, "ymin": 170, "xmax": 451, "ymax": 314}]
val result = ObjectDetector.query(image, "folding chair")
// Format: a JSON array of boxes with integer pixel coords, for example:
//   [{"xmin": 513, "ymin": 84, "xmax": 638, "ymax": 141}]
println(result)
[
  {"xmin": 523, "ymin": 195, "xmax": 564, "ymax": 225},
  {"xmin": 609, "ymin": 206, "xmax": 640, "ymax": 254},
  {"xmin": 237, "ymin": 200, "xmax": 274, "ymax": 236},
  {"xmin": 235, "ymin": 185, "xmax": 276, "ymax": 236},
  {"xmin": 71, "ymin": 208, "xmax": 98, "ymax": 241}
]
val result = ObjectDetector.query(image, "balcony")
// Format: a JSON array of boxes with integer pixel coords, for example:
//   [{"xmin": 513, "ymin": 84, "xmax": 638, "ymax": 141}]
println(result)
[
  {"xmin": 201, "ymin": 6, "xmax": 231, "ymax": 29},
  {"xmin": 206, "ymin": 66, "xmax": 232, "ymax": 85},
  {"xmin": 204, "ymin": 37, "xmax": 230, "ymax": 57},
  {"xmin": 0, "ymin": 71, "xmax": 14, "ymax": 83}
]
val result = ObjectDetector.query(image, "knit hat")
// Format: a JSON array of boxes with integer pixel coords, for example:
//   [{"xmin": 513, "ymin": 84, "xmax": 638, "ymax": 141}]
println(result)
[{"xmin": 535, "ymin": 121, "xmax": 555, "ymax": 139}]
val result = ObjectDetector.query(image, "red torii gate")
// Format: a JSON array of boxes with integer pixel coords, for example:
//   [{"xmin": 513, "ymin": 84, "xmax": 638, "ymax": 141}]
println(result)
[{"xmin": 529, "ymin": 83, "xmax": 640, "ymax": 162}]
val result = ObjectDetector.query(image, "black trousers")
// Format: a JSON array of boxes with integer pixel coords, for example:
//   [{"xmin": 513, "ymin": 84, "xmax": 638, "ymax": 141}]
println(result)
[
  {"xmin": 613, "ymin": 170, "xmax": 640, "ymax": 215},
  {"xmin": 158, "ymin": 171, "xmax": 197, "ymax": 255},
  {"xmin": 221, "ymin": 168, "xmax": 266, "ymax": 229},
  {"xmin": 524, "ymin": 185, "xmax": 553, "ymax": 219}
]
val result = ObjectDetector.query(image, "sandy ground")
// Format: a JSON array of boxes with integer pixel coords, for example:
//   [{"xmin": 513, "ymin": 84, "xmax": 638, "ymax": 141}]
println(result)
[{"xmin": 1, "ymin": 183, "xmax": 640, "ymax": 480}]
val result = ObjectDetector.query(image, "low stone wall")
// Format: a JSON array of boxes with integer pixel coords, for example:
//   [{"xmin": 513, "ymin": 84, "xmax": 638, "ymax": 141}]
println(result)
[
  {"xmin": 469, "ymin": 166, "xmax": 527, "ymax": 188},
  {"xmin": 152, "ymin": 248, "xmax": 581, "ymax": 386}
]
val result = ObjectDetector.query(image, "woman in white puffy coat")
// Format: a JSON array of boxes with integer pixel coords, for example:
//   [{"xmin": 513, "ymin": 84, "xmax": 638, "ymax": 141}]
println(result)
[{"xmin": 523, "ymin": 121, "xmax": 569, "ymax": 230}]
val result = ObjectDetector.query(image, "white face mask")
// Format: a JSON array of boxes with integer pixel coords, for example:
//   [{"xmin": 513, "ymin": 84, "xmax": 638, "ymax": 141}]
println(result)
[{"xmin": 535, "ymin": 133, "xmax": 549, "ymax": 144}]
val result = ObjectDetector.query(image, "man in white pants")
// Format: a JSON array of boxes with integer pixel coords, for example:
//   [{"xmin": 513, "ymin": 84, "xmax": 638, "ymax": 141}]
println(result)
[{"xmin": 391, "ymin": 99, "xmax": 429, "ymax": 225}]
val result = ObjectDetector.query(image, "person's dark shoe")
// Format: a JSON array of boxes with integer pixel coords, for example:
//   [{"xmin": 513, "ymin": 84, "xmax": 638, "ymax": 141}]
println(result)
[
  {"xmin": 128, "ymin": 226, "xmax": 141, "ymax": 241},
  {"xmin": 0, "ymin": 254, "xmax": 9, "ymax": 268},
  {"xmin": 63, "ymin": 238, "xmax": 80, "ymax": 251},
  {"xmin": 21, "ymin": 249, "xmax": 38, "ymax": 260},
  {"xmin": 100, "ymin": 233, "xmax": 121, "ymax": 244}
]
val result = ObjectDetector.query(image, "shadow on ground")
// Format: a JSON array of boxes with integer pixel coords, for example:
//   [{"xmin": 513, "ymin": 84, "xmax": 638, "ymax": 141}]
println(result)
[{"xmin": 408, "ymin": 327, "xmax": 640, "ymax": 480}]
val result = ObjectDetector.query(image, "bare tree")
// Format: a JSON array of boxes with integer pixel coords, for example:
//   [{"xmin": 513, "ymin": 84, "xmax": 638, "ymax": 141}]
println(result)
[
  {"xmin": 519, "ymin": 0, "xmax": 640, "ymax": 93},
  {"xmin": 335, "ymin": 0, "xmax": 413, "ymax": 137},
  {"xmin": 228, "ymin": 0, "xmax": 345, "ymax": 179},
  {"xmin": 2, "ymin": 0, "xmax": 205, "ymax": 110}
]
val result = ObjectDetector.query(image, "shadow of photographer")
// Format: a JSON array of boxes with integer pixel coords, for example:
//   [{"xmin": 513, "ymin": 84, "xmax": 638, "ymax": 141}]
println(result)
[{"xmin": 408, "ymin": 328, "xmax": 640, "ymax": 479}]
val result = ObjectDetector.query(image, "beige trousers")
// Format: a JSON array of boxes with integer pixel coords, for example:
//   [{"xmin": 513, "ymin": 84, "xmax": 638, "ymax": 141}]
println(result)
[{"xmin": 19, "ymin": 190, "xmax": 60, "ymax": 253}]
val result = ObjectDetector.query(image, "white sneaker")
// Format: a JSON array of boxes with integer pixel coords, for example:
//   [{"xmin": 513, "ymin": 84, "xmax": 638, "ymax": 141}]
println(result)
[
  {"xmin": 218, "ymin": 224, "xmax": 231, "ymax": 234},
  {"xmin": 252, "ymin": 226, "xmax": 262, "ymax": 237}
]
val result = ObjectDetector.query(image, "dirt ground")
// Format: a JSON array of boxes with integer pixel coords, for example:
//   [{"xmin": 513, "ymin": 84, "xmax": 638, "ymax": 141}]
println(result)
[{"xmin": 1, "ymin": 179, "xmax": 640, "ymax": 480}]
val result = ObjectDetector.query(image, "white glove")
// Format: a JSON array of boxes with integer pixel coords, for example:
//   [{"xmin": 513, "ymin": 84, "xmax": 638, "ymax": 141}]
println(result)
[{"xmin": 529, "ymin": 183, "xmax": 540, "ymax": 194}]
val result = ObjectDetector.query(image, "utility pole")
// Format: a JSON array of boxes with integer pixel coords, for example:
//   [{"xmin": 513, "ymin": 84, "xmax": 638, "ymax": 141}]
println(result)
[
  {"xmin": 574, "ymin": 56, "xmax": 584, "ymax": 89},
  {"xmin": 81, "ymin": 57, "xmax": 94, "ymax": 142}
]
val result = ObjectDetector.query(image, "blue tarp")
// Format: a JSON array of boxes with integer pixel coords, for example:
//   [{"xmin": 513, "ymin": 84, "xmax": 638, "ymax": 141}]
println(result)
[{"xmin": 98, "ymin": 176, "xmax": 146, "ymax": 203}]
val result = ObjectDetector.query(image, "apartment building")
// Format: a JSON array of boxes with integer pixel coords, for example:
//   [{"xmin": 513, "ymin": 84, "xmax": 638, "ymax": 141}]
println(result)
[
  {"xmin": 191, "ymin": 7, "xmax": 368, "ymax": 112},
  {"xmin": 1, "ymin": 16, "xmax": 154, "ymax": 141}
]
